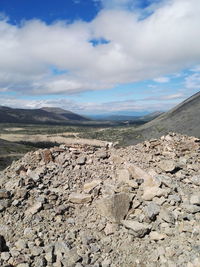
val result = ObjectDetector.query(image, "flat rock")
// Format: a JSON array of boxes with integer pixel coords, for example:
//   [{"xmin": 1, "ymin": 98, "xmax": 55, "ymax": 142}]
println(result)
[
  {"xmin": 25, "ymin": 202, "xmax": 43, "ymax": 216},
  {"xmin": 69, "ymin": 193, "xmax": 92, "ymax": 204},
  {"xmin": 96, "ymin": 193, "xmax": 130, "ymax": 223}
]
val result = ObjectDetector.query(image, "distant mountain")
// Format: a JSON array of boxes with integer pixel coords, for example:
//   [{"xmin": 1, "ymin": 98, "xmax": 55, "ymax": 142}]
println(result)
[
  {"xmin": 123, "ymin": 91, "xmax": 200, "ymax": 145},
  {"xmin": 89, "ymin": 111, "xmax": 163, "ymax": 122},
  {"xmin": 41, "ymin": 107, "xmax": 89, "ymax": 121},
  {"xmin": 0, "ymin": 106, "xmax": 90, "ymax": 124}
]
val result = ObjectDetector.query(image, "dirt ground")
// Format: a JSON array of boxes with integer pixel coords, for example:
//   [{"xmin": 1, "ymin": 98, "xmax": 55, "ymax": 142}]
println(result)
[{"xmin": 0, "ymin": 132, "xmax": 109, "ymax": 147}]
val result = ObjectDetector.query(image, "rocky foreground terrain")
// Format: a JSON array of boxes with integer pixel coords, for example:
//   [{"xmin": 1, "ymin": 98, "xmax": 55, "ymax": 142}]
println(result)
[{"xmin": 0, "ymin": 133, "xmax": 200, "ymax": 267}]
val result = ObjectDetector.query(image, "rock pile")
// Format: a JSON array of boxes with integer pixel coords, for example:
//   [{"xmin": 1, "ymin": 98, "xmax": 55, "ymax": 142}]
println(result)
[{"xmin": 0, "ymin": 133, "xmax": 200, "ymax": 267}]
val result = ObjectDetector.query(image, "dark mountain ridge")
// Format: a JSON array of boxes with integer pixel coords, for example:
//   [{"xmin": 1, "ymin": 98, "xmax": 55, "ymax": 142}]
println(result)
[{"xmin": 0, "ymin": 106, "xmax": 90, "ymax": 125}]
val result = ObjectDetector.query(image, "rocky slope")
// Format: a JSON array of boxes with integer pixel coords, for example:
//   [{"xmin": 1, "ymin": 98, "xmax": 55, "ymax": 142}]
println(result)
[
  {"xmin": 123, "ymin": 91, "xmax": 200, "ymax": 145},
  {"xmin": 0, "ymin": 133, "xmax": 200, "ymax": 266}
]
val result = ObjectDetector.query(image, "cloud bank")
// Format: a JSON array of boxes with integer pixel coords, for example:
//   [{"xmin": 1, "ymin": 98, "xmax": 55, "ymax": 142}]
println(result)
[{"xmin": 0, "ymin": 0, "xmax": 200, "ymax": 96}]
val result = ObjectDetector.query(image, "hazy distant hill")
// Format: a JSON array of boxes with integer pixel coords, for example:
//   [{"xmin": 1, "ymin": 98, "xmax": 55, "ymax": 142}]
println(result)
[
  {"xmin": 0, "ymin": 106, "xmax": 89, "ymax": 124},
  {"xmin": 89, "ymin": 111, "xmax": 163, "ymax": 122},
  {"xmin": 123, "ymin": 91, "xmax": 200, "ymax": 145}
]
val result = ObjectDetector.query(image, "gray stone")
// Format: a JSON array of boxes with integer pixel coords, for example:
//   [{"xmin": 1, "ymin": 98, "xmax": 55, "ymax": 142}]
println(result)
[
  {"xmin": 33, "ymin": 256, "xmax": 47, "ymax": 267},
  {"xmin": 168, "ymin": 194, "xmax": 181, "ymax": 204},
  {"xmin": 30, "ymin": 246, "xmax": 44, "ymax": 256},
  {"xmin": 96, "ymin": 193, "xmax": 130, "ymax": 223},
  {"xmin": 45, "ymin": 250, "xmax": 55, "ymax": 263},
  {"xmin": 61, "ymin": 248, "xmax": 81, "ymax": 265},
  {"xmin": 76, "ymin": 156, "xmax": 86, "ymax": 165},
  {"xmin": 156, "ymin": 175, "xmax": 172, "ymax": 188},
  {"xmin": 96, "ymin": 151, "xmax": 108, "ymax": 159},
  {"xmin": 1, "ymin": 251, "xmax": 10, "ymax": 261},
  {"xmin": 0, "ymin": 199, "xmax": 10, "ymax": 212},
  {"xmin": 190, "ymin": 175, "xmax": 200, "ymax": 186},
  {"xmin": 15, "ymin": 239, "xmax": 27, "ymax": 250},
  {"xmin": 55, "ymin": 241, "xmax": 70, "ymax": 257},
  {"xmin": 144, "ymin": 202, "xmax": 160, "ymax": 220},
  {"xmin": 158, "ymin": 160, "xmax": 176, "ymax": 172},
  {"xmin": 183, "ymin": 204, "xmax": 200, "ymax": 214},
  {"xmin": 122, "ymin": 220, "xmax": 151, "ymax": 237},
  {"xmin": 190, "ymin": 194, "xmax": 200, "ymax": 205},
  {"xmin": 159, "ymin": 209, "xmax": 175, "ymax": 224},
  {"xmin": 27, "ymin": 166, "xmax": 46, "ymax": 181}
]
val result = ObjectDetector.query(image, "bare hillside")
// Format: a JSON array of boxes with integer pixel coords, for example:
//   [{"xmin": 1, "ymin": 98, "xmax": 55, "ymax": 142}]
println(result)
[{"xmin": 123, "ymin": 91, "xmax": 200, "ymax": 145}]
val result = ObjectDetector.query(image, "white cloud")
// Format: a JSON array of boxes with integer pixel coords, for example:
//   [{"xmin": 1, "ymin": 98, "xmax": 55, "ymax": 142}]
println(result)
[
  {"xmin": 153, "ymin": 77, "xmax": 170, "ymax": 83},
  {"xmin": 0, "ymin": 0, "xmax": 200, "ymax": 95},
  {"xmin": 0, "ymin": 94, "xmax": 184, "ymax": 114},
  {"xmin": 190, "ymin": 65, "xmax": 200, "ymax": 73},
  {"xmin": 160, "ymin": 93, "xmax": 184, "ymax": 100},
  {"xmin": 185, "ymin": 73, "xmax": 200, "ymax": 89}
]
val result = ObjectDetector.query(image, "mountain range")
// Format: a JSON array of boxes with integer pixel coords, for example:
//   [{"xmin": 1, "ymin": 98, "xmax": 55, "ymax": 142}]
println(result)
[{"xmin": 0, "ymin": 106, "xmax": 89, "ymax": 124}]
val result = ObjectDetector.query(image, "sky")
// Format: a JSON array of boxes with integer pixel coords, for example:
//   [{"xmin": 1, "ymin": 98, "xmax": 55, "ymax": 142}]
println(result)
[{"xmin": 0, "ymin": 0, "xmax": 200, "ymax": 115}]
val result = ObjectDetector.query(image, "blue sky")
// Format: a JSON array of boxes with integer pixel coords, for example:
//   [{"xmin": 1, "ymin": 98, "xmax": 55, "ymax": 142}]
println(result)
[{"xmin": 0, "ymin": 0, "xmax": 200, "ymax": 115}]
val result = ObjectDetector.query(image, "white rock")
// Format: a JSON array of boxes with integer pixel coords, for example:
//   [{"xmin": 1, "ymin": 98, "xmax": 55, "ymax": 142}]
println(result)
[
  {"xmin": 142, "ymin": 186, "xmax": 168, "ymax": 201},
  {"xmin": 149, "ymin": 231, "xmax": 166, "ymax": 240},
  {"xmin": 158, "ymin": 160, "xmax": 176, "ymax": 172},
  {"xmin": 69, "ymin": 193, "xmax": 92, "ymax": 204}
]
